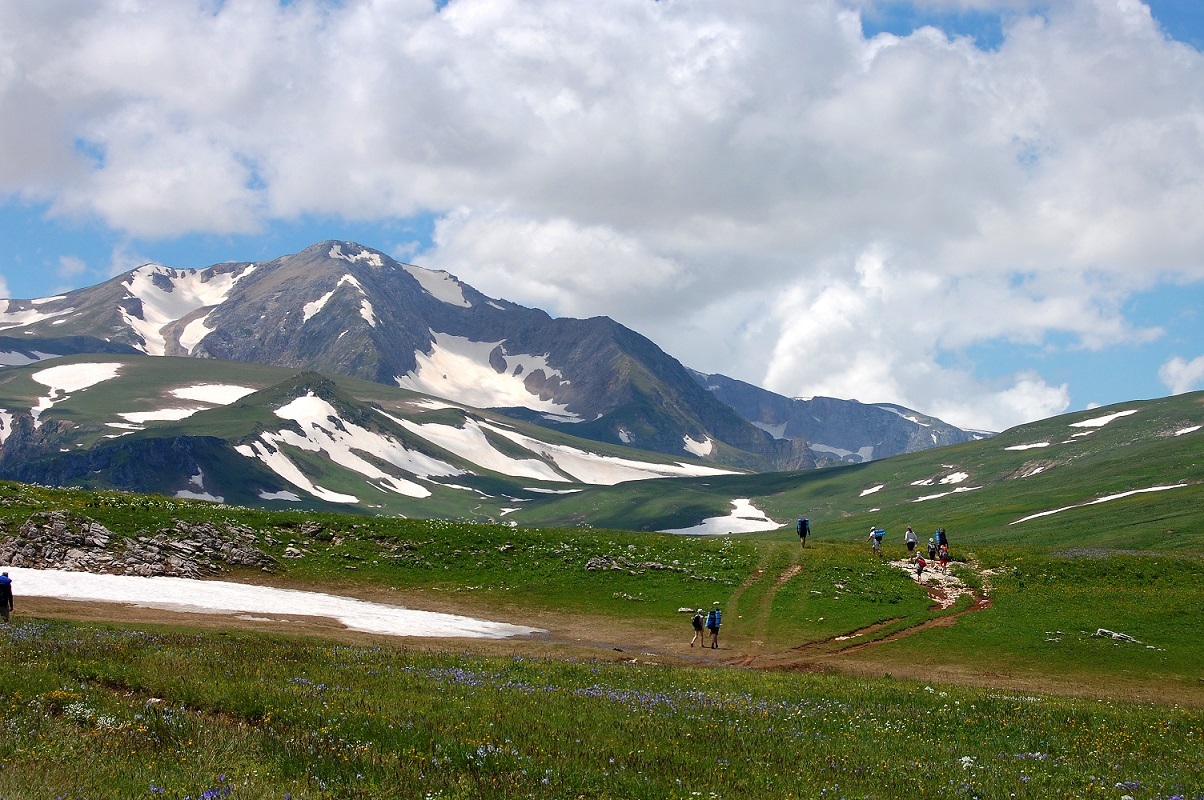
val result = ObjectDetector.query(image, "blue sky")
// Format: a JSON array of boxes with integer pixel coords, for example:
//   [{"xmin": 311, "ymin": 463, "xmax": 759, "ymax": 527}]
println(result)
[{"xmin": 2, "ymin": 0, "xmax": 1203, "ymax": 432}]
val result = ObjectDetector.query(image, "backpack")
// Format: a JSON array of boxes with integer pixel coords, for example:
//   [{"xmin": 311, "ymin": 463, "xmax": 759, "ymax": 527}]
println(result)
[
  {"xmin": 692, "ymin": 613, "xmax": 704, "ymax": 630},
  {"xmin": 872, "ymin": 528, "xmax": 885, "ymax": 540}
]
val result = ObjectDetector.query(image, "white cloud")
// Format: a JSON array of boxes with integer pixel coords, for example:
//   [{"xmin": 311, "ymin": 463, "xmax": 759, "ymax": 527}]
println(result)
[
  {"xmin": 1, "ymin": 0, "xmax": 1203, "ymax": 429},
  {"xmin": 1159, "ymin": 355, "xmax": 1204, "ymax": 395}
]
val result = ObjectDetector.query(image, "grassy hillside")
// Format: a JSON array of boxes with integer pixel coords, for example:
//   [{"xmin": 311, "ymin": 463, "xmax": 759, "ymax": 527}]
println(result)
[
  {"xmin": 0, "ymin": 472, "xmax": 1200, "ymax": 796},
  {"xmin": 526, "ymin": 391, "xmax": 1204, "ymax": 549}
]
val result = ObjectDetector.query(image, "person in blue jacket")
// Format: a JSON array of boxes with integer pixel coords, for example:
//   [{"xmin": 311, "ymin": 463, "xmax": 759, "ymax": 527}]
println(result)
[
  {"xmin": 706, "ymin": 606, "xmax": 722, "ymax": 649},
  {"xmin": 0, "ymin": 572, "xmax": 13, "ymax": 623},
  {"xmin": 796, "ymin": 517, "xmax": 809, "ymax": 548}
]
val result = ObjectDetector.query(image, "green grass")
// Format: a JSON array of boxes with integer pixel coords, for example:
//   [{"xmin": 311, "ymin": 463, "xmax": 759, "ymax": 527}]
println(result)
[
  {"xmin": 863, "ymin": 549, "xmax": 1204, "ymax": 693},
  {"xmin": 1, "ymin": 475, "xmax": 1203, "ymax": 796},
  {"xmin": 0, "ymin": 620, "xmax": 1200, "ymax": 799}
]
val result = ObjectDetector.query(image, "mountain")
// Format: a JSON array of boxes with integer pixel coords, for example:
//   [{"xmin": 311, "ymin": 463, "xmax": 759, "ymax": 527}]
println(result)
[
  {"xmin": 0, "ymin": 240, "xmax": 975, "ymax": 469},
  {"xmin": 692, "ymin": 371, "xmax": 986, "ymax": 466},
  {"xmin": 1, "ymin": 352, "xmax": 1197, "ymax": 542},
  {"xmin": 0, "ymin": 354, "xmax": 737, "ymax": 520}
]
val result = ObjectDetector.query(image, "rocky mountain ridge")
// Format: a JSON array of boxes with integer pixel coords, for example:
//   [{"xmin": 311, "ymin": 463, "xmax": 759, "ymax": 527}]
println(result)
[{"xmin": 0, "ymin": 240, "xmax": 984, "ymax": 470}]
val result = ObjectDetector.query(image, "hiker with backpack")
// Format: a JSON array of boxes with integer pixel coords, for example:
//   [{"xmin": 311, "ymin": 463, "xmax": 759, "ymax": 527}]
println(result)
[
  {"xmin": 0, "ymin": 571, "xmax": 12, "ymax": 623},
  {"xmin": 797, "ymin": 517, "xmax": 809, "ymax": 548},
  {"xmin": 706, "ymin": 606, "xmax": 722, "ymax": 649},
  {"xmin": 690, "ymin": 609, "xmax": 706, "ymax": 647},
  {"xmin": 904, "ymin": 526, "xmax": 918, "ymax": 558},
  {"xmin": 868, "ymin": 527, "xmax": 885, "ymax": 556}
]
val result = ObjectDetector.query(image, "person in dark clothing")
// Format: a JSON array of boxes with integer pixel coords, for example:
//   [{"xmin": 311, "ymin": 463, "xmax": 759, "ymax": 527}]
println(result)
[
  {"xmin": 797, "ymin": 518, "xmax": 810, "ymax": 548},
  {"xmin": 0, "ymin": 572, "xmax": 12, "ymax": 623},
  {"xmin": 690, "ymin": 609, "xmax": 706, "ymax": 647}
]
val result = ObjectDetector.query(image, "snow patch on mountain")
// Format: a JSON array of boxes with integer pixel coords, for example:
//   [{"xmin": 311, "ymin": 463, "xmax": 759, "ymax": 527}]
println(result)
[
  {"xmin": 396, "ymin": 332, "xmax": 578, "ymax": 420},
  {"xmin": 0, "ymin": 300, "xmax": 75, "ymax": 331},
  {"xmin": 178, "ymin": 315, "xmax": 213, "ymax": 353},
  {"xmin": 811, "ymin": 442, "xmax": 875, "ymax": 462},
  {"xmin": 30, "ymin": 361, "xmax": 123, "ymax": 427},
  {"xmin": 329, "ymin": 243, "xmax": 384, "ymax": 267},
  {"xmin": 171, "ymin": 384, "xmax": 257, "ymax": 404},
  {"xmin": 0, "ymin": 410, "xmax": 13, "ymax": 445},
  {"xmin": 1069, "ymin": 409, "xmax": 1138, "ymax": 428},
  {"xmin": 235, "ymin": 392, "xmax": 463, "ymax": 504},
  {"xmin": 1005, "ymin": 442, "xmax": 1050, "ymax": 451},
  {"xmin": 913, "ymin": 486, "xmax": 981, "ymax": 503},
  {"xmin": 121, "ymin": 264, "xmax": 254, "ymax": 355},
  {"xmin": 752, "ymin": 421, "xmax": 788, "ymax": 439},
  {"xmin": 877, "ymin": 405, "xmax": 931, "ymax": 426},
  {"xmin": 258, "ymin": 489, "xmax": 302, "ymax": 502},
  {"xmin": 120, "ymin": 408, "xmax": 203, "ymax": 424},
  {"xmin": 480, "ymin": 421, "xmax": 733, "ymax": 485},
  {"xmin": 175, "ymin": 469, "xmax": 223, "ymax": 502},
  {"xmin": 403, "ymin": 264, "xmax": 472, "ymax": 308},
  {"xmin": 392, "ymin": 414, "xmax": 568, "ymax": 482},
  {"xmin": 1010, "ymin": 483, "xmax": 1190, "ymax": 524},
  {"xmin": 683, "ymin": 435, "xmax": 714, "ymax": 457},
  {"xmin": 0, "ymin": 349, "xmax": 57, "ymax": 366},
  {"xmin": 660, "ymin": 499, "xmax": 780, "ymax": 535}
]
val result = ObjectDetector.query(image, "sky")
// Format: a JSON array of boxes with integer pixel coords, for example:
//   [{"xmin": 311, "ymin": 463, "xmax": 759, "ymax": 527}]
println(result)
[{"xmin": 2, "ymin": 0, "xmax": 1204, "ymax": 433}]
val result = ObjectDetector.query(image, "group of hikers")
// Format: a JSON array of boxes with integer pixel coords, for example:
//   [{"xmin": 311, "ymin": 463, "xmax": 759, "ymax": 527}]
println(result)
[
  {"xmin": 691, "ymin": 518, "xmax": 955, "ymax": 647},
  {"xmin": 690, "ymin": 605, "xmax": 722, "ymax": 649},
  {"xmin": 890, "ymin": 525, "xmax": 951, "ymax": 579}
]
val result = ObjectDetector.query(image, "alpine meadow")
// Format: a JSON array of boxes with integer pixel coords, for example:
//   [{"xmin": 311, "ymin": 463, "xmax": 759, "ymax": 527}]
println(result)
[{"xmin": 0, "ymin": 241, "xmax": 1199, "ymax": 797}]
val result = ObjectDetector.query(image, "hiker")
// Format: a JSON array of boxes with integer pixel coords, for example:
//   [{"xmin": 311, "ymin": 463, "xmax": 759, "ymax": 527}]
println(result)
[
  {"xmin": 904, "ymin": 526, "xmax": 918, "ymax": 556},
  {"xmin": 938, "ymin": 544, "xmax": 950, "ymax": 573},
  {"xmin": 0, "ymin": 571, "xmax": 12, "ymax": 623},
  {"xmin": 927, "ymin": 538, "xmax": 938, "ymax": 560},
  {"xmin": 915, "ymin": 555, "xmax": 927, "ymax": 580},
  {"xmin": 690, "ymin": 609, "xmax": 706, "ymax": 647},
  {"xmin": 797, "ymin": 517, "xmax": 809, "ymax": 548},
  {"xmin": 707, "ymin": 606, "xmax": 722, "ymax": 649},
  {"xmin": 869, "ymin": 527, "xmax": 884, "ymax": 555},
  {"xmin": 936, "ymin": 528, "xmax": 948, "ymax": 549}
]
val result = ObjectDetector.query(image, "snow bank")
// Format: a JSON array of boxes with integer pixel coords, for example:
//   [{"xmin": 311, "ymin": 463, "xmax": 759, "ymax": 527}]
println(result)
[
  {"xmin": 7, "ymin": 567, "xmax": 541, "ymax": 639},
  {"xmin": 660, "ymin": 499, "xmax": 779, "ymax": 535},
  {"xmin": 1069, "ymin": 409, "xmax": 1138, "ymax": 428}
]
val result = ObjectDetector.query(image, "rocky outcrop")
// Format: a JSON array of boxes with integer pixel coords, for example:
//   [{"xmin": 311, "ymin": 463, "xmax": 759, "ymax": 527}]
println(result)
[{"xmin": 0, "ymin": 511, "xmax": 276, "ymax": 578}]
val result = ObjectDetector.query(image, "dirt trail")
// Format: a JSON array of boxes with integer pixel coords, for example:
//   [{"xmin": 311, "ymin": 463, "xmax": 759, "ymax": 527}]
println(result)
[{"xmin": 733, "ymin": 555, "xmax": 993, "ymax": 670}]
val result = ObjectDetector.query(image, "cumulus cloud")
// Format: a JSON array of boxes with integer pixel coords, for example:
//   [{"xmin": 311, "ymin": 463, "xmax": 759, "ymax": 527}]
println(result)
[
  {"xmin": 1159, "ymin": 355, "xmax": 1204, "ymax": 395},
  {"xmin": 1, "ymin": 0, "xmax": 1203, "ymax": 429}
]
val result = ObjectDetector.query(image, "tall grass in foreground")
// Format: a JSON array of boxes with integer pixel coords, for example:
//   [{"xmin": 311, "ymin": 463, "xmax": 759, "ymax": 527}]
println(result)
[{"xmin": 1, "ymin": 620, "xmax": 1200, "ymax": 799}]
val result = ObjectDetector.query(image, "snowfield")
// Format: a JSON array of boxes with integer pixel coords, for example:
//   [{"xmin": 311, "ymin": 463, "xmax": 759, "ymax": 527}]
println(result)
[
  {"xmin": 170, "ymin": 384, "xmax": 257, "ymax": 404},
  {"xmin": 120, "ymin": 264, "xmax": 255, "ymax": 355},
  {"xmin": 235, "ymin": 393, "xmax": 464, "ymax": 502},
  {"xmin": 396, "ymin": 331, "xmax": 581, "ymax": 421},
  {"xmin": 7, "ymin": 567, "xmax": 541, "ymax": 639},
  {"xmin": 1069, "ymin": 409, "xmax": 1139, "ymax": 428},
  {"xmin": 660, "ymin": 499, "xmax": 780, "ymax": 535},
  {"xmin": 30, "ymin": 361, "xmax": 124, "ymax": 427}
]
